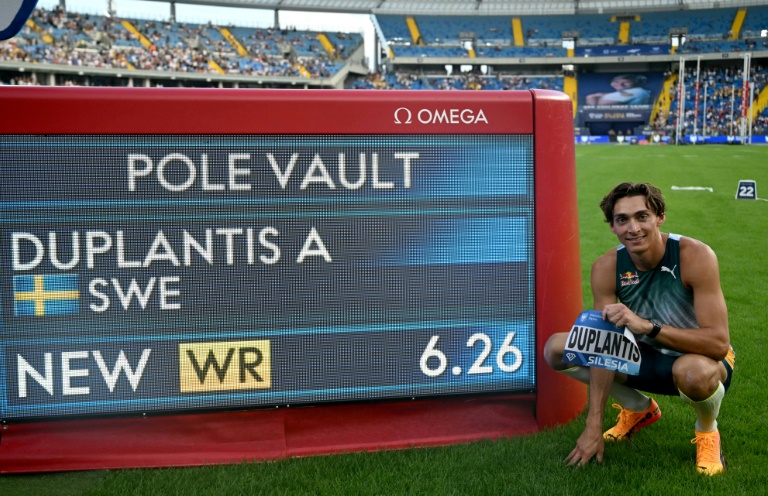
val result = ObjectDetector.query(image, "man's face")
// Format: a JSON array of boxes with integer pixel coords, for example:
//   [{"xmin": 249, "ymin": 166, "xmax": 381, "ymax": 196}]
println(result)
[
  {"xmin": 610, "ymin": 77, "xmax": 634, "ymax": 90},
  {"xmin": 610, "ymin": 195, "xmax": 664, "ymax": 253}
]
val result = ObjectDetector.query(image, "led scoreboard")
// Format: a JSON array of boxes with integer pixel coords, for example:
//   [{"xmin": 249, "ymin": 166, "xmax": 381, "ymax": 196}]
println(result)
[{"xmin": 0, "ymin": 88, "xmax": 583, "ymax": 429}]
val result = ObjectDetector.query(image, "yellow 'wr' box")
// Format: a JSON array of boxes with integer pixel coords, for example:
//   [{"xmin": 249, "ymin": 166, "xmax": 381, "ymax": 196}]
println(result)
[{"xmin": 179, "ymin": 340, "xmax": 271, "ymax": 392}]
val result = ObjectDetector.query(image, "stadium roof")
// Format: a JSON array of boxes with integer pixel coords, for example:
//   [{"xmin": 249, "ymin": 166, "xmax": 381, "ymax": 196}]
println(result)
[{"xmin": 143, "ymin": 0, "xmax": 768, "ymax": 15}]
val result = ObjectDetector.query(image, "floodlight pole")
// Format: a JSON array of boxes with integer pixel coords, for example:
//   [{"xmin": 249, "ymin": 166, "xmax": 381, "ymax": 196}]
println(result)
[
  {"xmin": 702, "ymin": 81, "xmax": 708, "ymax": 137},
  {"xmin": 740, "ymin": 52, "xmax": 751, "ymax": 144},
  {"xmin": 693, "ymin": 56, "xmax": 701, "ymax": 143},
  {"xmin": 730, "ymin": 85, "xmax": 735, "ymax": 137},
  {"xmin": 749, "ymin": 81, "xmax": 755, "ymax": 145},
  {"xmin": 676, "ymin": 57, "xmax": 686, "ymax": 145}
]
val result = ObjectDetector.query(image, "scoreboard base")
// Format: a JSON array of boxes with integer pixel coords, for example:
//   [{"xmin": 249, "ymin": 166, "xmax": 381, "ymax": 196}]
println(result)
[{"xmin": 0, "ymin": 394, "xmax": 538, "ymax": 473}]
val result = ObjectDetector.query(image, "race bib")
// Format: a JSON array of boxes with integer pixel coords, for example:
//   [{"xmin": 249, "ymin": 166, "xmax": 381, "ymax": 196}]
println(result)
[{"xmin": 563, "ymin": 310, "xmax": 641, "ymax": 375}]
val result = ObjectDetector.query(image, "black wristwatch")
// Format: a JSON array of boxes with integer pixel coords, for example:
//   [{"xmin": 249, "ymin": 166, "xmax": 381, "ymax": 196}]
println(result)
[{"xmin": 648, "ymin": 319, "xmax": 663, "ymax": 339}]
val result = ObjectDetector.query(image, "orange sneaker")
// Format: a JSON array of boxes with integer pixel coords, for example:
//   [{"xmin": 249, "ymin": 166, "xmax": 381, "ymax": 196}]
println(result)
[
  {"xmin": 692, "ymin": 429, "xmax": 725, "ymax": 476},
  {"xmin": 603, "ymin": 398, "xmax": 662, "ymax": 442}
]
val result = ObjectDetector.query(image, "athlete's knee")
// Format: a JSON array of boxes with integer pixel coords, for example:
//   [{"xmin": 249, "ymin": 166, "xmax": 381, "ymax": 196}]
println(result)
[
  {"xmin": 543, "ymin": 333, "xmax": 568, "ymax": 369},
  {"xmin": 672, "ymin": 354, "xmax": 724, "ymax": 399}
]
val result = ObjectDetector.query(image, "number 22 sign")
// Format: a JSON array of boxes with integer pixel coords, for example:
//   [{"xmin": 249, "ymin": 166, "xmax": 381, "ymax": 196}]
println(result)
[{"xmin": 736, "ymin": 179, "xmax": 757, "ymax": 200}]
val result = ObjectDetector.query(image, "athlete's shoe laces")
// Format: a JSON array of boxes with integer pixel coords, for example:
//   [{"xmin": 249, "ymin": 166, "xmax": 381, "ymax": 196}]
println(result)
[
  {"xmin": 603, "ymin": 398, "xmax": 662, "ymax": 442},
  {"xmin": 692, "ymin": 429, "xmax": 725, "ymax": 476}
]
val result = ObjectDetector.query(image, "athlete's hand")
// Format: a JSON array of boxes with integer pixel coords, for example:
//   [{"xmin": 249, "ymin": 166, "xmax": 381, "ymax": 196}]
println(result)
[
  {"xmin": 564, "ymin": 424, "xmax": 604, "ymax": 467},
  {"xmin": 602, "ymin": 303, "xmax": 649, "ymax": 335}
]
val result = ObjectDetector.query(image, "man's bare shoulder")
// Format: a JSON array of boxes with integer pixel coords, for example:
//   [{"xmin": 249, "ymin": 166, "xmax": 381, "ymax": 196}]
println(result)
[
  {"xmin": 591, "ymin": 247, "xmax": 618, "ymax": 302},
  {"xmin": 679, "ymin": 235, "xmax": 718, "ymax": 264},
  {"xmin": 678, "ymin": 235, "xmax": 720, "ymax": 288},
  {"xmin": 592, "ymin": 247, "xmax": 619, "ymax": 274}
]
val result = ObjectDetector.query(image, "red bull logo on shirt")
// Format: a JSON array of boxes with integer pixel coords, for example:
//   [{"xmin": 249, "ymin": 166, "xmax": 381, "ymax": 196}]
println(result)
[{"xmin": 619, "ymin": 271, "xmax": 639, "ymax": 287}]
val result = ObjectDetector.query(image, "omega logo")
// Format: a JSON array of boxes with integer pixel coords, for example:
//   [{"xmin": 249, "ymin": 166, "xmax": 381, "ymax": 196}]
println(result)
[
  {"xmin": 394, "ymin": 107, "xmax": 412, "ymax": 124},
  {"xmin": 394, "ymin": 107, "xmax": 488, "ymax": 125}
]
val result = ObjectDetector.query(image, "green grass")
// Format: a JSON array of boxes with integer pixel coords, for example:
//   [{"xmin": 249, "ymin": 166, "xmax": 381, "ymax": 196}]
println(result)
[{"xmin": 2, "ymin": 144, "xmax": 768, "ymax": 495}]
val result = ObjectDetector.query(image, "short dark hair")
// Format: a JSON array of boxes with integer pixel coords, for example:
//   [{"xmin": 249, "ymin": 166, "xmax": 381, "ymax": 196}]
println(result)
[
  {"xmin": 599, "ymin": 182, "xmax": 666, "ymax": 224},
  {"xmin": 613, "ymin": 74, "xmax": 647, "ymax": 87}
]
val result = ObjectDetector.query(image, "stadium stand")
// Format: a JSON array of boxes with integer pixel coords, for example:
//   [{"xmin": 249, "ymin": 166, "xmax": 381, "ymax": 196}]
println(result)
[
  {"xmin": 667, "ymin": 64, "xmax": 768, "ymax": 135},
  {"xmin": 521, "ymin": 14, "xmax": 616, "ymax": 46},
  {"xmin": 629, "ymin": 9, "xmax": 738, "ymax": 44},
  {"xmin": 1, "ymin": 5, "xmax": 363, "ymax": 82},
  {"xmin": 741, "ymin": 5, "xmax": 768, "ymax": 39},
  {"xmin": 1, "ymin": 1, "xmax": 767, "ymax": 139}
]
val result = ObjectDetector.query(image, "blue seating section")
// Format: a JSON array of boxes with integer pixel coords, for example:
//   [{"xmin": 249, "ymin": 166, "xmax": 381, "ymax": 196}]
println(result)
[
  {"xmin": 392, "ymin": 45, "xmax": 468, "ymax": 57},
  {"xmin": 475, "ymin": 45, "xmax": 567, "ymax": 58},
  {"xmin": 376, "ymin": 15, "xmax": 413, "ymax": 43},
  {"xmin": 741, "ymin": 5, "xmax": 768, "ymax": 39},
  {"xmin": 413, "ymin": 15, "xmax": 513, "ymax": 44},
  {"xmin": 663, "ymin": 65, "xmax": 768, "ymax": 136},
  {"xmin": 325, "ymin": 32, "xmax": 364, "ymax": 57},
  {"xmin": 96, "ymin": 17, "xmax": 144, "ymax": 48},
  {"xmin": 131, "ymin": 19, "xmax": 189, "ymax": 49},
  {"xmin": 522, "ymin": 14, "xmax": 616, "ymax": 45},
  {"xmin": 377, "ymin": 7, "xmax": 768, "ymax": 60},
  {"xmin": 348, "ymin": 74, "xmax": 564, "ymax": 91},
  {"xmin": 678, "ymin": 39, "xmax": 767, "ymax": 54},
  {"xmin": 4, "ymin": 7, "xmax": 360, "ymax": 77},
  {"xmin": 630, "ymin": 9, "xmax": 737, "ymax": 43}
]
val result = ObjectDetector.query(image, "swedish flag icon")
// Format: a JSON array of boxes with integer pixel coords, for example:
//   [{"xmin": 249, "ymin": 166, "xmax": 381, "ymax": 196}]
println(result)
[{"xmin": 14, "ymin": 274, "xmax": 80, "ymax": 317}]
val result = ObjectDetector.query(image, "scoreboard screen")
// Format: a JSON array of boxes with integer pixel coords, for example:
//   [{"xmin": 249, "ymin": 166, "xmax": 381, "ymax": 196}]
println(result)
[{"xmin": 0, "ymin": 88, "xmax": 581, "ymax": 423}]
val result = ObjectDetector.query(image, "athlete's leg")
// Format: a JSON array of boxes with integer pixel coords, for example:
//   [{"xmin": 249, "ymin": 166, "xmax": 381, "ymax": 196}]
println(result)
[
  {"xmin": 543, "ymin": 332, "xmax": 651, "ymax": 410},
  {"xmin": 673, "ymin": 352, "xmax": 734, "ymax": 476},
  {"xmin": 542, "ymin": 332, "xmax": 571, "ymax": 370},
  {"xmin": 673, "ymin": 354, "xmax": 729, "ymax": 431}
]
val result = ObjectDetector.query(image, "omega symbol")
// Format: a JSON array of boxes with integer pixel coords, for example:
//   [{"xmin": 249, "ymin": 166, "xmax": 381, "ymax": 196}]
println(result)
[{"xmin": 394, "ymin": 107, "xmax": 412, "ymax": 124}]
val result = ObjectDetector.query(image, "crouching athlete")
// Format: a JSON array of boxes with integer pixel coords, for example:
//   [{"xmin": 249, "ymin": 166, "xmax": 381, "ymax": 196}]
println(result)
[{"xmin": 544, "ymin": 182, "xmax": 735, "ymax": 475}]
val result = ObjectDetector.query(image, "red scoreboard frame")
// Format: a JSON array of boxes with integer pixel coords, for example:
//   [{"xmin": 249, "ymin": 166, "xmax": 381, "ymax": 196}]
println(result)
[{"xmin": 0, "ymin": 87, "xmax": 584, "ymax": 472}]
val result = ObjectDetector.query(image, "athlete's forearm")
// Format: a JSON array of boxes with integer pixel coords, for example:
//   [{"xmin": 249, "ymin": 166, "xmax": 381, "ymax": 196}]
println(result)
[
  {"xmin": 646, "ymin": 323, "xmax": 729, "ymax": 361},
  {"xmin": 586, "ymin": 367, "xmax": 615, "ymax": 429}
]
